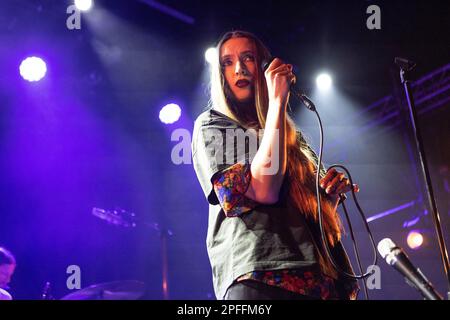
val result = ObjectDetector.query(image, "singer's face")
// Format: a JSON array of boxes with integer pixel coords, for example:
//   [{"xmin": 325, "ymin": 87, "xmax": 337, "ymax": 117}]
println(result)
[
  {"xmin": 220, "ymin": 37, "xmax": 257, "ymax": 103},
  {"xmin": 0, "ymin": 263, "xmax": 15, "ymax": 289}
]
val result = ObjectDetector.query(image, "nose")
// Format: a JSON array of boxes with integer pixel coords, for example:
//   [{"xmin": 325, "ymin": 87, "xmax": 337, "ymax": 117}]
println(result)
[{"xmin": 234, "ymin": 60, "xmax": 247, "ymax": 76}]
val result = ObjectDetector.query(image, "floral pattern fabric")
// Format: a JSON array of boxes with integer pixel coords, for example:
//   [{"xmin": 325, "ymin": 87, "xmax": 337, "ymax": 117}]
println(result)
[
  {"xmin": 212, "ymin": 162, "xmax": 258, "ymax": 217},
  {"xmin": 237, "ymin": 269, "xmax": 342, "ymax": 300}
]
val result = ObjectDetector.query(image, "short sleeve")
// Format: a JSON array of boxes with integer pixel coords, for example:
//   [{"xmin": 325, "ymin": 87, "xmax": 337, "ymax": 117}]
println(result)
[
  {"xmin": 212, "ymin": 162, "xmax": 259, "ymax": 217},
  {"xmin": 191, "ymin": 110, "xmax": 258, "ymax": 206}
]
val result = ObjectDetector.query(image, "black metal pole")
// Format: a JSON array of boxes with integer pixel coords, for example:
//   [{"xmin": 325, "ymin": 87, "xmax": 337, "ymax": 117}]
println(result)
[
  {"xmin": 160, "ymin": 229, "xmax": 170, "ymax": 300},
  {"xmin": 397, "ymin": 58, "xmax": 450, "ymax": 298}
]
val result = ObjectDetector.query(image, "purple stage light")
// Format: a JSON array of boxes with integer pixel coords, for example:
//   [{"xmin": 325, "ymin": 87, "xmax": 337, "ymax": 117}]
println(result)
[
  {"xmin": 19, "ymin": 56, "xmax": 47, "ymax": 82},
  {"xmin": 159, "ymin": 103, "xmax": 181, "ymax": 124}
]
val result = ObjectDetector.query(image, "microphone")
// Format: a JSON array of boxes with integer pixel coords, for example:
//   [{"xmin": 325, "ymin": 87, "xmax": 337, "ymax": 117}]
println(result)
[
  {"xmin": 262, "ymin": 57, "xmax": 316, "ymax": 112},
  {"xmin": 394, "ymin": 57, "xmax": 416, "ymax": 72},
  {"xmin": 377, "ymin": 238, "xmax": 443, "ymax": 300}
]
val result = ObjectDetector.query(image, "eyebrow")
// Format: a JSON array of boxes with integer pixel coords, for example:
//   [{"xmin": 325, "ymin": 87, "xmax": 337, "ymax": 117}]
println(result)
[{"xmin": 220, "ymin": 50, "xmax": 255, "ymax": 61}]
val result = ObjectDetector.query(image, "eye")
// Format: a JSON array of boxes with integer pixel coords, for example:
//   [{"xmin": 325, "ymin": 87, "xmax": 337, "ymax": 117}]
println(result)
[
  {"xmin": 221, "ymin": 59, "xmax": 232, "ymax": 67},
  {"xmin": 243, "ymin": 54, "xmax": 254, "ymax": 62}
]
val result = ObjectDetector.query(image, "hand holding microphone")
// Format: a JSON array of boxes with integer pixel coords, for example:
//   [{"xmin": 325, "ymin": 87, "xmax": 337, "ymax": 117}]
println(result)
[
  {"xmin": 262, "ymin": 57, "xmax": 316, "ymax": 111},
  {"xmin": 263, "ymin": 57, "xmax": 296, "ymax": 109}
]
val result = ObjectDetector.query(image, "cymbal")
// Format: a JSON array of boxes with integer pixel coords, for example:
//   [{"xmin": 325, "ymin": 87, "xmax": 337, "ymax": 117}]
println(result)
[{"xmin": 61, "ymin": 280, "xmax": 146, "ymax": 300}]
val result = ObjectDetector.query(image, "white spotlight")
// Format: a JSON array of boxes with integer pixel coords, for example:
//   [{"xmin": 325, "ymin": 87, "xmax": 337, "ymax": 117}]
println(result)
[
  {"xmin": 316, "ymin": 73, "xmax": 332, "ymax": 91},
  {"xmin": 19, "ymin": 56, "xmax": 47, "ymax": 82},
  {"xmin": 75, "ymin": 0, "xmax": 93, "ymax": 12},
  {"xmin": 205, "ymin": 47, "xmax": 217, "ymax": 64},
  {"xmin": 159, "ymin": 103, "xmax": 181, "ymax": 124}
]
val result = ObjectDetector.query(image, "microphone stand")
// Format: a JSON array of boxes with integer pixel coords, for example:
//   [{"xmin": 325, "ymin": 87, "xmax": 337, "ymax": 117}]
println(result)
[
  {"xmin": 159, "ymin": 227, "xmax": 172, "ymax": 300},
  {"xmin": 396, "ymin": 57, "xmax": 450, "ymax": 299},
  {"xmin": 144, "ymin": 222, "xmax": 173, "ymax": 300}
]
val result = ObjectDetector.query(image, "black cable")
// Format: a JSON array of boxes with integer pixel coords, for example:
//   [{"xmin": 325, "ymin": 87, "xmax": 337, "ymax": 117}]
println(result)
[
  {"xmin": 261, "ymin": 57, "xmax": 378, "ymax": 298},
  {"xmin": 341, "ymin": 199, "xmax": 370, "ymax": 300},
  {"xmin": 311, "ymin": 108, "xmax": 378, "ymax": 299}
]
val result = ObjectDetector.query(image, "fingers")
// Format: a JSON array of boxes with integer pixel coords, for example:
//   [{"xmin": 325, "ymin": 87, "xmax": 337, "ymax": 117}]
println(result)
[
  {"xmin": 268, "ymin": 67, "xmax": 292, "ymax": 82},
  {"xmin": 320, "ymin": 168, "xmax": 338, "ymax": 189},
  {"xmin": 335, "ymin": 179, "xmax": 351, "ymax": 194},
  {"xmin": 271, "ymin": 65, "xmax": 295, "ymax": 84},
  {"xmin": 265, "ymin": 58, "xmax": 284, "ymax": 72},
  {"xmin": 320, "ymin": 169, "xmax": 360, "ymax": 195},
  {"xmin": 266, "ymin": 58, "xmax": 293, "ymax": 76},
  {"xmin": 275, "ymin": 71, "xmax": 295, "ymax": 83},
  {"xmin": 266, "ymin": 71, "xmax": 295, "ymax": 92},
  {"xmin": 265, "ymin": 58, "xmax": 296, "ymax": 103},
  {"xmin": 336, "ymin": 183, "xmax": 359, "ymax": 194},
  {"xmin": 264, "ymin": 58, "xmax": 295, "ymax": 86},
  {"xmin": 326, "ymin": 172, "xmax": 346, "ymax": 194}
]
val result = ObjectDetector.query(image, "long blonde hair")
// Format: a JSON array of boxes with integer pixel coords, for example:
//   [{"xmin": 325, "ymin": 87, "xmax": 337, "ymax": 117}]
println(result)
[{"xmin": 209, "ymin": 31, "xmax": 342, "ymax": 273}]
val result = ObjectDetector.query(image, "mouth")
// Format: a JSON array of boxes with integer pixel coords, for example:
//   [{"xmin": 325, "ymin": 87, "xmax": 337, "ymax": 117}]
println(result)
[{"xmin": 235, "ymin": 79, "xmax": 251, "ymax": 88}]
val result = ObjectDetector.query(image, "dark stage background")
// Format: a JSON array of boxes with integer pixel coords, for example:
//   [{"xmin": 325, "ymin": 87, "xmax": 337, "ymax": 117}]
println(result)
[{"xmin": 0, "ymin": 0, "xmax": 449, "ymax": 300}]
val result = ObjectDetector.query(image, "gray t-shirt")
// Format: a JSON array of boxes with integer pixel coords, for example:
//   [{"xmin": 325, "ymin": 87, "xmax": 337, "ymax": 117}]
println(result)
[{"xmin": 191, "ymin": 108, "xmax": 356, "ymax": 300}]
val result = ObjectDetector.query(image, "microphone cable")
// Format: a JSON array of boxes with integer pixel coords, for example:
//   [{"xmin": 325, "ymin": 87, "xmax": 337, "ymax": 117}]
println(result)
[
  {"xmin": 263, "ymin": 57, "xmax": 378, "ymax": 299},
  {"xmin": 291, "ymin": 90, "xmax": 379, "ymax": 299},
  {"xmin": 309, "ymin": 103, "xmax": 378, "ymax": 300}
]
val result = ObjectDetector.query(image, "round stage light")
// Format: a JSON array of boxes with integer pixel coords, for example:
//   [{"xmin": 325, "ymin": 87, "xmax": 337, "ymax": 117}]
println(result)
[
  {"xmin": 407, "ymin": 230, "xmax": 424, "ymax": 250},
  {"xmin": 159, "ymin": 103, "xmax": 181, "ymax": 124},
  {"xmin": 316, "ymin": 73, "xmax": 332, "ymax": 91},
  {"xmin": 19, "ymin": 56, "xmax": 47, "ymax": 82},
  {"xmin": 205, "ymin": 47, "xmax": 217, "ymax": 64},
  {"xmin": 75, "ymin": 0, "xmax": 93, "ymax": 12}
]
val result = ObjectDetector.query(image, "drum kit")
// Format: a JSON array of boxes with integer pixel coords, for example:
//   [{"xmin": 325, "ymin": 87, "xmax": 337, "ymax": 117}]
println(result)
[
  {"xmin": 42, "ymin": 207, "xmax": 171, "ymax": 300},
  {"xmin": 60, "ymin": 280, "xmax": 146, "ymax": 300}
]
